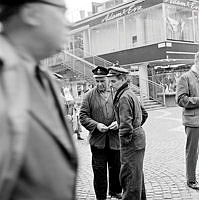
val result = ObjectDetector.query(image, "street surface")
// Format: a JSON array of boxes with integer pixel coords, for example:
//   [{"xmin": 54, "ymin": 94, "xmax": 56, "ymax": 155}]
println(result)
[{"xmin": 74, "ymin": 107, "xmax": 199, "ymax": 200}]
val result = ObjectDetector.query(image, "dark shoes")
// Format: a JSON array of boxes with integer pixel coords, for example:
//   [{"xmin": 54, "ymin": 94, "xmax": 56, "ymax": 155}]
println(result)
[
  {"xmin": 109, "ymin": 193, "xmax": 122, "ymax": 199},
  {"xmin": 187, "ymin": 181, "xmax": 199, "ymax": 190}
]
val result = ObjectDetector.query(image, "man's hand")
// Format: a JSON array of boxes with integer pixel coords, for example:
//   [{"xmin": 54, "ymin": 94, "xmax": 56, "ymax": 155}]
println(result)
[
  {"xmin": 97, "ymin": 123, "xmax": 109, "ymax": 133},
  {"xmin": 108, "ymin": 121, "xmax": 118, "ymax": 130}
]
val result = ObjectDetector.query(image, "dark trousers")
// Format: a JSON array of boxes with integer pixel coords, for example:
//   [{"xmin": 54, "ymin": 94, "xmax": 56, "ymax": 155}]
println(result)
[
  {"xmin": 120, "ymin": 148, "xmax": 146, "ymax": 200},
  {"xmin": 185, "ymin": 126, "xmax": 199, "ymax": 183},
  {"xmin": 90, "ymin": 142, "xmax": 122, "ymax": 199}
]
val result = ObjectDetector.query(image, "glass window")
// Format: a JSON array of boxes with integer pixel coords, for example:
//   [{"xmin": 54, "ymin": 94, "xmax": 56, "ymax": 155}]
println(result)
[
  {"xmin": 125, "ymin": 15, "xmax": 137, "ymax": 48},
  {"xmin": 148, "ymin": 64, "xmax": 191, "ymax": 94},
  {"xmin": 166, "ymin": 4, "xmax": 194, "ymax": 42},
  {"xmin": 194, "ymin": 11, "xmax": 199, "ymax": 42},
  {"xmin": 68, "ymin": 30, "xmax": 90, "ymax": 57},
  {"xmin": 125, "ymin": 5, "xmax": 164, "ymax": 48},
  {"xmin": 74, "ymin": 32, "xmax": 84, "ymax": 50},
  {"xmin": 118, "ymin": 18, "xmax": 125, "ymax": 50},
  {"xmin": 142, "ymin": 5, "xmax": 164, "ymax": 44},
  {"xmin": 90, "ymin": 21, "xmax": 117, "ymax": 55}
]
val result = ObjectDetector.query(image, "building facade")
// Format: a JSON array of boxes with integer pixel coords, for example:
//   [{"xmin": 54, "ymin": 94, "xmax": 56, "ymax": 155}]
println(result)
[{"xmin": 66, "ymin": 0, "xmax": 199, "ymax": 102}]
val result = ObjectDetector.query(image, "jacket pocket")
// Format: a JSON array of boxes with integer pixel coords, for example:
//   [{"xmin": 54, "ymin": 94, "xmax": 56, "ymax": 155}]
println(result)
[
  {"xmin": 133, "ymin": 127, "xmax": 146, "ymax": 150},
  {"xmin": 120, "ymin": 134, "xmax": 133, "ymax": 146}
]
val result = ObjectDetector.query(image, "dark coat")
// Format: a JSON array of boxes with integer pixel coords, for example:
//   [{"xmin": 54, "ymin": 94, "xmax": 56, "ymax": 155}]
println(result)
[
  {"xmin": 113, "ymin": 82, "xmax": 147, "ymax": 150},
  {"xmin": 79, "ymin": 87, "xmax": 120, "ymax": 150},
  {"xmin": 176, "ymin": 69, "xmax": 199, "ymax": 127},
  {"xmin": 0, "ymin": 35, "xmax": 78, "ymax": 200}
]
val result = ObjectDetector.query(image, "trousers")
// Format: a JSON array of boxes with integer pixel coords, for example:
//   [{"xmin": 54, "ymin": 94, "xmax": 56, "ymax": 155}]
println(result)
[
  {"xmin": 90, "ymin": 138, "xmax": 122, "ymax": 199},
  {"xmin": 185, "ymin": 126, "xmax": 199, "ymax": 183},
  {"xmin": 120, "ymin": 147, "xmax": 146, "ymax": 200}
]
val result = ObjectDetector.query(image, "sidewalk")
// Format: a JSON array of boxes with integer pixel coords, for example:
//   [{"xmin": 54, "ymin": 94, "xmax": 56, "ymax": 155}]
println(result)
[{"xmin": 73, "ymin": 107, "xmax": 199, "ymax": 200}]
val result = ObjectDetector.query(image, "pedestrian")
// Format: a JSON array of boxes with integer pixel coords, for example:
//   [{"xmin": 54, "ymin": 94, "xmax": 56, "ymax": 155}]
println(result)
[
  {"xmin": 72, "ymin": 102, "xmax": 84, "ymax": 140},
  {"xmin": 107, "ymin": 66, "xmax": 148, "ymax": 200},
  {"xmin": 79, "ymin": 66, "xmax": 122, "ymax": 200},
  {"xmin": 176, "ymin": 51, "xmax": 199, "ymax": 190},
  {"xmin": 0, "ymin": 0, "xmax": 78, "ymax": 199}
]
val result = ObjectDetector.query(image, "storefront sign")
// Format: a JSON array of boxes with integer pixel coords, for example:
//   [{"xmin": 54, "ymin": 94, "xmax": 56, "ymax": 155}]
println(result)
[
  {"xmin": 164, "ymin": 0, "xmax": 199, "ymax": 10},
  {"xmin": 73, "ymin": 0, "xmax": 163, "ymax": 28},
  {"xmin": 102, "ymin": 5, "xmax": 143, "ymax": 23}
]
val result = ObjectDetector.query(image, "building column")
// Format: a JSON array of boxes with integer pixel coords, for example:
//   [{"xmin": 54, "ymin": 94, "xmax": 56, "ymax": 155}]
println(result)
[{"xmin": 139, "ymin": 64, "xmax": 149, "ymax": 99}]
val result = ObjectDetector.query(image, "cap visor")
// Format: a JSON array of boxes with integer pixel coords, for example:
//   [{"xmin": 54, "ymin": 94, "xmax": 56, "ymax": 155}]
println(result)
[
  {"xmin": 93, "ymin": 75, "xmax": 107, "ymax": 78},
  {"xmin": 107, "ymin": 74, "xmax": 116, "ymax": 77}
]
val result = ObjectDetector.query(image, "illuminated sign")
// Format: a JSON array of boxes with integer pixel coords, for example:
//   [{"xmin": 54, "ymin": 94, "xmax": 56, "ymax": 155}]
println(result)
[{"xmin": 164, "ymin": 0, "xmax": 199, "ymax": 10}]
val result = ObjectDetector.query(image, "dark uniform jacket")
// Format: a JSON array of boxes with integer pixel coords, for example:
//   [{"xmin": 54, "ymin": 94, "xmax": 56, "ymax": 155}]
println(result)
[
  {"xmin": 176, "ymin": 69, "xmax": 199, "ymax": 127},
  {"xmin": 79, "ymin": 87, "xmax": 120, "ymax": 150},
  {"xmin": 113, "ymin": 82, "xmax": 148, "ymax": 150},
  {"xmin": 0, "ymin": 35, "xmax": 78, "ymax": 200}
]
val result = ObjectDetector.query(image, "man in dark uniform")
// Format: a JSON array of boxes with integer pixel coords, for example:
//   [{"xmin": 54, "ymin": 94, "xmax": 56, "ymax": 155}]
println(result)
[
  {"xmin": 80, "ymin": 66, "xmax": 122, "ymax": 200},
  {"xmin": 0, "ymin": 1, "xmax": 78, "ymax": 199},
  {"xmin": 107, "ymin": 66, "xmax": 148, "ymax": 200}
]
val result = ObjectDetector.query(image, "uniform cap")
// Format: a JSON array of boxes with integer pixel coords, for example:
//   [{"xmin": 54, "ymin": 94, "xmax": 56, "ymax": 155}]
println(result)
[
  {"xmin": 92, "ymin": 66, "xmax": 108, "ymax": 78},
  {"xmin": 107, "ymin": 66, "xmax": 129, "ymax": 77}
]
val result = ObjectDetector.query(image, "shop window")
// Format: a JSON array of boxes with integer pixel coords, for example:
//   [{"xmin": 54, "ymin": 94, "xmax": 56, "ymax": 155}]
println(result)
[
  {"xmin": 148, "ymin": 64, "xmax": 191, "ymax": 94},
  {"xmin": 166, "ymin": 4, "xmax": 194, "ymax": 42}
]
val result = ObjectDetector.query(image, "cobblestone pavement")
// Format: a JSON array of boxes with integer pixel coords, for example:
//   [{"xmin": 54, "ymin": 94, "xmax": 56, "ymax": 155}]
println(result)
[{"xmin": 73, "ymin": 107, "xmax": 199, "ymax": 200}]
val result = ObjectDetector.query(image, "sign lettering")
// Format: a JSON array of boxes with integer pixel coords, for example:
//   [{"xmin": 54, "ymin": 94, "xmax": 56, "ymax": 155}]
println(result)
[
  {"xmin": 102, "ymin": 5, "xmax": 143, "ymax": 23},
  {"xmin": 164, "ymin": 0, "xmax": 199, "ymax": 10}
]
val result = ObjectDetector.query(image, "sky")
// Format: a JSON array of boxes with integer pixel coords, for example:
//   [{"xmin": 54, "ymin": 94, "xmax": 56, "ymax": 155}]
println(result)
[{"xmin": 65, "ymin": 0, "xmax": 105, "ymax": 22}]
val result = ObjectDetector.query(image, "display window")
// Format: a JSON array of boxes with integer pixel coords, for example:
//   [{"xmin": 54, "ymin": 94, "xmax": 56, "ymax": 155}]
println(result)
[
  {"xmin": 148, "ymin": 64, "xmax": 191, "ymax": 93},
  {"xmin": 166, "ymin": 4, "xmax": 194, "ymax": 42}
]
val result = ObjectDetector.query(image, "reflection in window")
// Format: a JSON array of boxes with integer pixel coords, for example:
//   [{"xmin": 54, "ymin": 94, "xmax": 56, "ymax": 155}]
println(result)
[
  {"xmin": 125, "ymin": 5, "xmax": 164, "ymax": 48},
  {"xmin": 148, "ymin": 64, "xmax": 191, "ymax": 94},
  {"xmin": 90, "ymin": 21, "xmax": 117, "ymax": 55},
  {"xmin": 142, "ymin": 5, "xmax": 163, "ymax": 44},
  {"xmin": 166, "ymin": 5, "xmax": 194, "ymax": 42}
]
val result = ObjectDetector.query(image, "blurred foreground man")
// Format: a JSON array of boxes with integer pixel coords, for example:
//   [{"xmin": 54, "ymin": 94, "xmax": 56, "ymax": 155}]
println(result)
[
  {"xmin": 0, "ymin": 1, "xmax": 78, "ymax": 199},
  {"xmin": 107, "ymin": 66, "xmax": 148, "ymax": 200},
  {"xmin": 80, "ymin": 66, "xmax": 122, "ymax": 200},
  {"xmin": 176, "ymin": 51, "xmax": 199, "ymax": 190}
]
